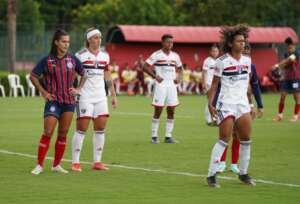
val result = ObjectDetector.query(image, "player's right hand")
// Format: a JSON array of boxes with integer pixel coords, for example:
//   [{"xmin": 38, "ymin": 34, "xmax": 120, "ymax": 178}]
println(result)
[
  {"xmin": 155, "ymin": 75, "xmax": 163, "ymax": 83},
  {"xmin": 41, "ymin": 91, "xmax": 52, "ymax": 101},
  {"xmin": 208, "ymin": 104, "xmax": 217, "ymax": 119}
]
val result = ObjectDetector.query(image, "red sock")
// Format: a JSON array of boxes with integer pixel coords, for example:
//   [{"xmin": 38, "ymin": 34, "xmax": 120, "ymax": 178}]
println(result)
[
  {"xmin": 53, "ymin": 136, "xmax": 67, "ymax": 167},
  {"xmin": 294, "ymin": 104, "xmax": 300, "ymax": 115},
  {"xmin": 37, "ymin": 134, "xmax": 51, "ymax": 166},
  {"xmin": 220, "ymin": 146, "xmax": 228, "ymax": 162},
  {"xmin": 231, "ymin": 138, "xmax": 240, "ymax": 164},
  {"xmin": 278, "ymin": 103, "xmax": 285, "ymax": 114}
]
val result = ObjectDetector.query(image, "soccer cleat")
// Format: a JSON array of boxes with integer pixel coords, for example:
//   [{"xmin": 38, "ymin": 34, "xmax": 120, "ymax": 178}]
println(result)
[
  {"xmin": 230, "ymin": 164, "xmax": 240, "ymax": 174},
  {"xmin": 71, "ymin": 163, "xmax": 82, "ymax": 172},
  {"xmin": 289, "ymin": 115, "xmax": 298, "ymax": 122},
  {"xmin": 238, "ymin": 174, "xmax": 256, "ymax": 186},
  {"xmin": 92, "ymin": 162, "xmax": 109, "ymax": 171},
  {"xmin": 216, "ymin": 162, "xmax": 226, "ymax": 173},
  {"xmin": 31, "ymin": 164, "xmax": 43, "ymax": 175},
  {"xmin": 207, "ymin": 175, "xmax": 220, "ymax": 188},
  {"xmin": 151, "ymin": 137, "xmax": 160, "ymax": 144},
  {"xmin": 51, "ymin": 165, "xmax": 69, "ymax": 174},
  {"xmin": 272, "ymin": 114, "xmax": 283, "ymax": 122},
  {"xmin": 164, "ymin": 137, "xmax": 178, "ymax": 144}
]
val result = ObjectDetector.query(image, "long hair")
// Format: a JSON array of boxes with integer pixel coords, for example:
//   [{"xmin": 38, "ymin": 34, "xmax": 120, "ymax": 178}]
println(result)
[
  {"xmin": 50, "ymin": 29, "xmax": 69, "ymax": 56},
  {"xmin": 220, "ymin": 24, "xmax": 250, "ymax": 53}
]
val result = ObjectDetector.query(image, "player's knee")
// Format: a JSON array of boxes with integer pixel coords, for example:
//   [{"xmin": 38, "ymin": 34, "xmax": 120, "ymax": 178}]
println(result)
[
  {"xmin": 43, "ymin": 128, "xmax": 54, "ymax": 137},
  {"xmin": 58, "ymin": 128, "xmax": 69, "ymax": 137}
]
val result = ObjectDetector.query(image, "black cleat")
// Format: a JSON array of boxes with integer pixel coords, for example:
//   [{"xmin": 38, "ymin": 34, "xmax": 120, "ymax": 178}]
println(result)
[
  {"xmin": 164, "ymin": 137, "xmax": 178, "ymax": 144},
  {"xmin": 238, "ymin": 174, "xmax": 256, "ymax": 186},
  {"xmin": 207, "ymin": 175, "xmax": 220, "ymax": 188},
  {"xmin": 151, "ymin": 137, "xmax": 159, "ymax": 144}
]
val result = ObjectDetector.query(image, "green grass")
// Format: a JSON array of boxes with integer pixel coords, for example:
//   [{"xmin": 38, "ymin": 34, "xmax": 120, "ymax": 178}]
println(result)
[{"xmin": 0, "ymin": 94, "xmax": 300, "ymax": 204}]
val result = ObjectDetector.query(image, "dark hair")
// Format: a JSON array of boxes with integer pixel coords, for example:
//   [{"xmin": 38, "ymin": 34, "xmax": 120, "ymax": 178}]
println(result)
[
  {"xmin": 50, "ymin": 29, "xmax": 69, "ymax": 56},
  {"xmin": 161, "ymin": 34, "xmax": 173, "ymax": 42},
  {"xmin": 210, "ymin": 43, "xmax": 219, "ymax": 50},
  {"xmin": 85, "ymin": 27, "xmax": 96, "ymax": 48},
  {"xmin": 220, "ymin": 24, "xmax": 250, "ymax": 53},
  {"xmin": 244, "ymin": 41, "xmax": 251, "ymax": 50},
  {"xmin": 285, "ymin": 37, "xmax": 294, "ymax": 45}
]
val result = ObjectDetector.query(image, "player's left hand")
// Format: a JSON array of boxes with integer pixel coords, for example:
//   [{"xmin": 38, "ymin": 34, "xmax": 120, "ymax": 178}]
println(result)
[
  {"xmin": 112, "ymin": 96, "xmax": 118, "ymax": 109},
  {"xmin": 250, "ymin": 107, "xmax": 256, "ymax": 119},
  {"xmin": 69, "ymin": 87, "xmax": 81, "ymax": 96}
]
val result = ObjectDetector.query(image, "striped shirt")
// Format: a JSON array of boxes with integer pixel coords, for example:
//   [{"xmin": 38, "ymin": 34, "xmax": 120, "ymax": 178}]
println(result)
[{"xmin": 31, "ymin": 53, "xmax": 84, "ymax": 104}]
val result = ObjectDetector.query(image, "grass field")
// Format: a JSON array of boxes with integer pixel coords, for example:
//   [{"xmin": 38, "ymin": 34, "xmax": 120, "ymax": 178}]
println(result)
[{"xmin": 0, "ymin": 94, "xmax": 300, "ymax": 204}]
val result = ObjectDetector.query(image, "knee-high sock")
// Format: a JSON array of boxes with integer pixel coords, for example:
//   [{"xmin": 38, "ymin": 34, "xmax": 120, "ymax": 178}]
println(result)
[
  {"xmin": 231, "ymin": 137, "xmax": 240, "ymax": 164},
  {"xmin": 165, "ymin": 119, "xmax": 174, "ymax": 138},
  {"xmin": 151, "ymin": 118, "xmax": 160, "ymax": 138},
  {"xmin": 220, "ymin": 146, "xmax": 228, "ymax": 162},
  {"xmin": 239, "ymin": 140, "xmax": 251, "ymax": 175},
  {"xmin": 294, "ymin": 104, "xmax": 300, "ymax": 115},
  {"xmin": 278, "ymin": 103, "xmax": 285, "ymax": 114},
  {"xmin": 208, "ymin": 140, "xmax": 228, "ymax": 177},
  {"xmin": 72, "ymin": 130, "xmax": 85, "ymax": 164},
  {"xmin": 93, "ymin": 130, "xmax": 105, "ymax": 163},
  {"xmin": 53, "ymin": 136, "xmax": 67, "ymax": 167},
  {"xmin": 37, "ymin": 134, "xmax": 51, "ymax": 166}
]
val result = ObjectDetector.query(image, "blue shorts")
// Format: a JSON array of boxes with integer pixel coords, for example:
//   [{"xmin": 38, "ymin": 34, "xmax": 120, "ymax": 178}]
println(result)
[
  {"xmin": 44, "ymin": 101, "xmax": 75, "ymax": 119},
  {"xmin": 280, "ymin": 80, "xmax": 300, "ymax": 93}
]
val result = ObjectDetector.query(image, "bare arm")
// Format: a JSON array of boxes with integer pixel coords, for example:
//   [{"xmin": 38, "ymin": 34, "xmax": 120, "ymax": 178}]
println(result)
[
  {"xmin": 30, "ymin": 74, "xmax": 51, "ymax": 101},
  {"xmin": 202, "ymin": 70, "xmax": 207, "ymax": 93},
  {"xmin": 104, "ymin": 70, "xmax": 117, "ymax": 109},
  {"xmin": 174, "ymin": 66, "xmax": 183, "ymax": 84},
  {"xmin": 207, "ymin": 76, "xmax": 220, "ymax": 119},
  {"xmin": 69, "ymin": 73, "xmax": 87, "ymax": 96},
  {"xmin": 273, "ymin": 54, "xmax": 296, "ymax": 69},
  {"xmin": 143, "ymin": 63, "xmax": 162, "ymax": 82}
]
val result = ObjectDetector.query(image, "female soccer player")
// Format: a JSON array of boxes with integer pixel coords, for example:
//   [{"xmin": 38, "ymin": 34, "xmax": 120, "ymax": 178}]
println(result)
[
  {"xmin": 30, "ymin": 29, "xmax": 86, "ymax": 175},
  {"xmin": 71, "ymin": 28, "xmax": 117, "ymax": 172},
  {"xmin": 272, "ymin": 37, "xmax": 300, "ymax": 122},
  {"xmin": 206, "ymin": 24, "xmax": 255, "ymax": 187}
]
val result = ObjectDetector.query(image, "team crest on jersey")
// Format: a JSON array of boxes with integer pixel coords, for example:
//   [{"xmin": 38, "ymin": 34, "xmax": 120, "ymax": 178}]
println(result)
[
  {"xmin": 50, "ymin": 106, "xmax": 56, "ymax": 112},
  {"xmin": 67, "ymin": 61, "xmax": 73, "ymax": 69},
  {"xmin": 81, "ymin": 109, "xmax": 86, "ymax": 114}
]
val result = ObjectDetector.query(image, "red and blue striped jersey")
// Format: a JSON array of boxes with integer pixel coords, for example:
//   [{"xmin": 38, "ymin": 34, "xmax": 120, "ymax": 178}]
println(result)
[{"xmin": 31, "ymin": 53, "xmax": 84, "ymax": 104}]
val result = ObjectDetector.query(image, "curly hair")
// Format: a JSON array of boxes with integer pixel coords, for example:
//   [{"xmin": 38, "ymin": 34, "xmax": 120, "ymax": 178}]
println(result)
[{"xmin": 220, "ymin": 24, "xmax": 250, "ymax": 53}]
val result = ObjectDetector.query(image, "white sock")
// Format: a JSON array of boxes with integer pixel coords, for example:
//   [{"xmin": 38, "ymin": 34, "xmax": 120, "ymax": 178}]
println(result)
[
  {"xmin": 151, "ymin": 118, "xmax": 160, "ymax": 138},
  {"xmin": 93, "ymin": 130, "xmax": 105, "ymax": 163},
  {"xmin": 165, "ymin": 119, "xmax": 174, "ymax": 138},
  {"xmin": 72, "ymin": 130, "xmax": 85, "ymax": 164},
  {"xmin": 239, "ymin": 140, "xmax": 251, "ymax": 175},
  {"xmin": 208, "ymin": 140, "xmax": 228, "ymax": 177}
]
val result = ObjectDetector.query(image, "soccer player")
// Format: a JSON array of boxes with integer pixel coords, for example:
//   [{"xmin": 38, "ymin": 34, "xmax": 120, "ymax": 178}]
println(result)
[
  {"xmin": 181, "ymin": 64, "xmax": 192, "ymax": 94},
  {"xmin": 190, "ymin": 66, "xmax": 202, "ymax": 95},
  {"xmin": 143, "ymin": 34, "xmax": 183, "ymax": 144},
  {"xmin": 217, "ymin": 42, "xmax": 264, "ymax": 174},
  {"xmin": 121, "ymin": 63, "xmax": 138, "ymax": 95},
  {"xmin": 110, "ymin": 60, "xmax": 120, "ymax": 95},
  {"xmin": 71, "ymin": 28, "xmax": 117, "ymax": 172},
  {"xmin": 206, "ymin": 24, "xmax": 255, "ymax": 187},
  {"xmin": 30, "ymin": 29, "xmax": 86, "ymax": 175},
  {"xmin": 272, "ymin": 37, "xmax": 300, "ymax": 122},
  {"xmin": 202, "ymin": 44, "xmax": 220, "ymax": 125}
]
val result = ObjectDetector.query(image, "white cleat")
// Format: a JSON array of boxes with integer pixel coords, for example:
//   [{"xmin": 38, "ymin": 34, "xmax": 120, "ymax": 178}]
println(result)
[
  {"xmin": 217, "ymin": 162, "xmax": 226, "ymax": 173},
  {"xmin": 31, "ymin": 165, "xmax": 43, "ymax": 175},
  {"xmin": 51, "ymin": 165, "xmax": 69, "ymax": 174}
]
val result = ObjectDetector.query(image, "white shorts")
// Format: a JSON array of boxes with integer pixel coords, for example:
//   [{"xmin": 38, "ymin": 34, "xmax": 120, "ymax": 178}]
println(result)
[
  {"xmin": 76, "ymin": 100, "xmax": 109, "ymax": 119},
  {"xmin": 215, "ymin": 102, "xmax": 250, "ymax": 125},
  {"xmin": 152, "ymin": 82, "xmax": 179, "ymax": 107}
]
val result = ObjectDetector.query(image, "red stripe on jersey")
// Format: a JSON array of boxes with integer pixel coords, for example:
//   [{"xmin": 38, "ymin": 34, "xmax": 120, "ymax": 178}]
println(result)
[
  {"xmin": 98, "ymin": 61, "xmax": 108, "ymax": 65},
  {"xmin": 55, "ymin": 60, "xmax": 63, "ymax": 103},
  {"xmin": 61, "ymin": 59, "xmax": 69, "ymax": 104},
  {"xmin": 82, "ymin": 60, "xmax": 94, "ymax": 65},
  {"xmin": 157, "ymin": 60, "xmax": 166, "ymax": 63},
  {"xmin": 224, "ymin": 66, "xmax": 237, "ymax": 71}
]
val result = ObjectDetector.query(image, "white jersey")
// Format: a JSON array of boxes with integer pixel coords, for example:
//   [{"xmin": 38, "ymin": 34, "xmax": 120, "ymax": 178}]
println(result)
[
  {"xmin": 203, "ymin": 56, "xmax": 217, "ymax": 87},
  {"xmin": 146, "ymin": 49, "xmax": 182, "ymax": 84},
  {"xmin": 214, "ymin": 53, "xmax": 251, "ymax": 105},
  {"xmin": 75, "ymin": 48, "xmax": 110, "ymax": 102}
]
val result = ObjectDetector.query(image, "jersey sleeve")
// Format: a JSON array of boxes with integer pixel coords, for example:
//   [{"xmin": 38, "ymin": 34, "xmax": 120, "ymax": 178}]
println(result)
[
  {"xmin": 175, "ymin": 53, "xmax": 183, "ymax": 68},
  {"xmin": 31, "ymin": 56, "xmax": 48, "ymax": 77},
  {"xmin": 202, "ymin": 59, "xmax": 209, "ymax": 71},
  {"xmin": 74, "ymin": 56, "xmax": 85, "ymax": 76},
  {"xmin": 248, "ymin": 58, "xmax": 252, "ymax": 74},
  {"xmin": 105, "ymin": 54, "xmax": 110, "ymax": 71},
  {"xmin": 145, "ymin": 52, "xmax": 157, "ymax": 66},
  {"xmin": 213, "ymin": 59, "xmax": 223, "ymax": 77}
]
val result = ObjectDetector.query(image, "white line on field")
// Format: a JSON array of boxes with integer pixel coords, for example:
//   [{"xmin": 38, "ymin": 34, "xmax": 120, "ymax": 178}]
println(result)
[{"xmin": 0, "ymin": 149, "xmax": 299, "ymax": 188}]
